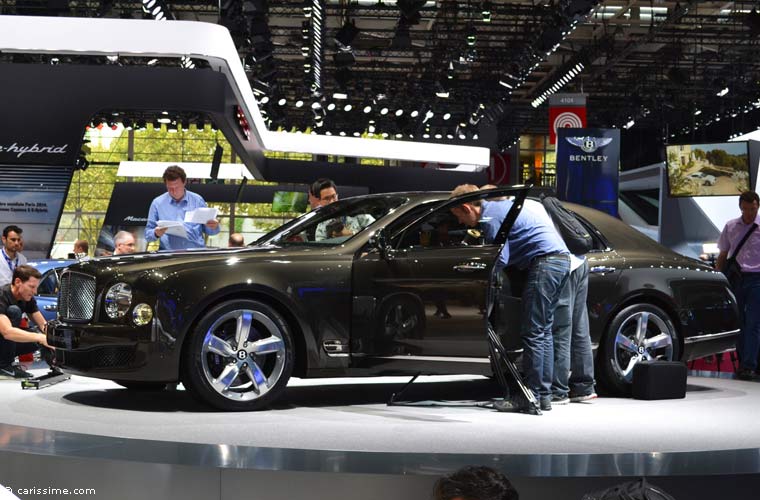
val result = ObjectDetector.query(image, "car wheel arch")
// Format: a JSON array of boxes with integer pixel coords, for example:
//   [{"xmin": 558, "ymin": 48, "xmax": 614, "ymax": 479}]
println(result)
[
  {"xmin": 599, "ymin": 290, "xmax": 684, "ymax": 357},
  {"xmin": 178, "ymin": 289, "xmax": 310, "ymax": 380}
]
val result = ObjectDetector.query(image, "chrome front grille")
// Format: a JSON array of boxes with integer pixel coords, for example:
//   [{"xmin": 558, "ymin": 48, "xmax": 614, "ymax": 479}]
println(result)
[{"xmin": 58, "ymin": 271, "xmax": 96, "ymax": 321}]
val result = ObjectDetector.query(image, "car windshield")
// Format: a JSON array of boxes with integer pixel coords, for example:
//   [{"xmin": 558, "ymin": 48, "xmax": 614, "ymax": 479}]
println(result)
[{"xmin": 257, "ymin": 195, "xmax": 409, "ymax": 246}]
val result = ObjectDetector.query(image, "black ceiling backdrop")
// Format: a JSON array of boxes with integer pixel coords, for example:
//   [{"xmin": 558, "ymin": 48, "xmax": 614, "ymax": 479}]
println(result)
[{"xmin": 3, "ymin": 1, "xmax": 760, "ymax": 167}]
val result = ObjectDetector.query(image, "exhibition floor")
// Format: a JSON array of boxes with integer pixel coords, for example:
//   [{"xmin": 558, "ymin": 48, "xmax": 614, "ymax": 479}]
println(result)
[
  {"xmin": 1, "ymin": 370, "xmax": 759, "ymax": 499},
  {"xmin": 1, "ymin": 372, "xmax": 759, "ymax": 455}
]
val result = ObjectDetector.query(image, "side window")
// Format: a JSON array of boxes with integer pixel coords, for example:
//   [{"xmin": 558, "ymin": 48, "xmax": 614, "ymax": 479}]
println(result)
[
  {"xmin": 36, "ymin": 270, "xmax": 59, "ymax": 296},
  {"xmin": 394, "ymin": 209, "xmax": 473, "ymax": 250}
]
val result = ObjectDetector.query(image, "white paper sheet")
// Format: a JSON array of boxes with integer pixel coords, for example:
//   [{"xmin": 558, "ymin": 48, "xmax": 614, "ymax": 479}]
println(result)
[
  {"xmin": 184, "ymin": 207, "xmax": 219, "ymax": 224},
  {"xmin": 157, "ymin": 220, "xmax": 188, "ymax": 239}
]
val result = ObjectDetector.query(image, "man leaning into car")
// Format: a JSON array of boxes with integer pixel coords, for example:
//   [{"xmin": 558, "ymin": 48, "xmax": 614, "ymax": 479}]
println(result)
[
  {"xmin": 0, "ymin": 265, "xmax": 54, "ymax": 379},
  {"xmin": 716, "ymin": 190, "xmax": 760, "ymax": 381},
  {"xmin": 450, "ymin": 185, "xmax": 570, "ymax": 412}
]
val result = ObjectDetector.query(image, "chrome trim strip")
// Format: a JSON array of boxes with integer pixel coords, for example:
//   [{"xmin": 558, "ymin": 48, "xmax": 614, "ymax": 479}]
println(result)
[
  {"xmin": 684, "ymin": 329, "xmax": 740, "ymax": 345},
  {"xmin": 376, "ymin": 355, "xmax": 494, "ymax": 364}
]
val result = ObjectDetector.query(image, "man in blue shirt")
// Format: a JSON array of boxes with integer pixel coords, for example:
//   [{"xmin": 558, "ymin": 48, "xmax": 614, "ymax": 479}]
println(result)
[
  {"xmin": 450, "ymin": 185, "xmax": 570, "ymax": 411},
  {"xmin": 145, "ymin": 166, "xmax": 220, "ymax": 250}
]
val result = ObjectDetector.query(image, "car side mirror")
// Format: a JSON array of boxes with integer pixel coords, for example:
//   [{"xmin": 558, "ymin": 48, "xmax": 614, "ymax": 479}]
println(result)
[{"xmin": 369, "ymin": 228, "xmax": 395, "ymax": 260}]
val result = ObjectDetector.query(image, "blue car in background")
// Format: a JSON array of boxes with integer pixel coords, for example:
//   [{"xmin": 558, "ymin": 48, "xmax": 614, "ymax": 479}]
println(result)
[{"xmin": 26, "ymin": 260, "xmax": 75, "ymax": 322}]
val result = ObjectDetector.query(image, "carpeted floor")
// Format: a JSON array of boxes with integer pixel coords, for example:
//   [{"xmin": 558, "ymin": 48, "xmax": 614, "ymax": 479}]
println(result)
[{"xmin": 1, "ymin": 370, "xmax": 758, "ymax": 455}]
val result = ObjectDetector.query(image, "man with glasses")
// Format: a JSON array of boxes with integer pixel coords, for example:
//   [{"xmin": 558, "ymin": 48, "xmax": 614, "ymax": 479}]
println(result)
[
  {"xmin": 312, "ymin": 178, "xmax": 374, "ymax": 241},
  {"xmin": 113, "ymin": 231, "xmax": 137, "ymax": 255}
]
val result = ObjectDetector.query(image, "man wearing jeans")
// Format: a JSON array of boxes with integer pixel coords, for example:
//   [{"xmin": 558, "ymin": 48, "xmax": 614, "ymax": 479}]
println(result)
[
  {"xmin": 551, "ymin": 254, "xmax": 596, "ymax": 404},
  {"xmin": 450, "ymin": 185, "xmax": 570, "ymax": 411},
  {"xmin": 0, "ymin": 265, "xmax": 53, "ymax": 379},
  {"xmin": 716, "ymin": 191, "xmax": 760, "ymax": 380}
]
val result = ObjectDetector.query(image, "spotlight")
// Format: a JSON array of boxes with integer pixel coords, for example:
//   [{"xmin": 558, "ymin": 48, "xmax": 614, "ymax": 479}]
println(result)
[
  {"xmin": 443, "ymin": 113, "xmax": 451, "ymax": 120},
  {"xmin": 278, "ymin": 98, "xmax": 287, "ymax": 106},
  {"xmin": 335, "ymin": 20, "xmax": 360, "ymax": 47},
  {"xmin": 481, "ymin": 1, "xmax": 492, "ymax": 23},
  {"xmin": 395, "ymin": 109, "xmax": 404, "ymax": 117},
  {"xmin": 295, "ymin": 100, "xmax": 304, "ymax": 108},
  {"xmin": 327, "ymin": 103, "xmax": 337, "ymax": 111},
  {"xmin": 466, "ymin": 26, "xmax": 477, "ymax": 46},
  {"xmin": 410, "ymin": 110, "xmax": 419, "ymax": 118},
  {"xmin": 344, "ymin": 104, "xmax": 353, "ymax": 112},
  {"xmin": 363, "ymin": 105, "xmax": 372, "ymax": 113}
]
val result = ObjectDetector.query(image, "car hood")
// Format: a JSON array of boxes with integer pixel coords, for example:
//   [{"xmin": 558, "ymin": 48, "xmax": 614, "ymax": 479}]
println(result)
[{"xmin": 68, "ymin": 244, "xmax": 331, "ymax": 279}]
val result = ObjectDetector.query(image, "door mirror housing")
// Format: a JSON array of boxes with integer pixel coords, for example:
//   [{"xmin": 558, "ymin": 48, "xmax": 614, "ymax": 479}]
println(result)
[{"xmin": 369, "ymin": 228, "xmax": 394, "ymax": 260}]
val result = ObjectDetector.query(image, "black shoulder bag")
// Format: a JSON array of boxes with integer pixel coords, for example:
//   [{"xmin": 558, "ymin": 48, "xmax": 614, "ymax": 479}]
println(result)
[{"xmin": 723, "ymin": 223, "xmax": 758, "ymax": 289}]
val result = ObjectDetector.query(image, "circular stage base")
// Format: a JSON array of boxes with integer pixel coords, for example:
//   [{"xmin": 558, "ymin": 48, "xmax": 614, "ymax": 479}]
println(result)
[{"xmin": 1, "ymin": 371, "xmax": 758, "ymax": 500}]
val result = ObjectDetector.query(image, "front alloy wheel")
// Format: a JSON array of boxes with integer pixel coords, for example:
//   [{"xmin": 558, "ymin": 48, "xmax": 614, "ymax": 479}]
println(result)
[
  {"xmin": 601, "ymin": 303, "xmax": 679, "ymax": 395},
  {"xmin": 183, "ymin": 299, "xmax": 293, "ymax": 411}
]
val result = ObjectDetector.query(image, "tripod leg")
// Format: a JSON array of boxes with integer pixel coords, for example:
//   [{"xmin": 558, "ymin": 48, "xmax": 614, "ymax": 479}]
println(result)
[
  {"xmin": 387, "ymin": 373, "xmax": 421, "ymax": 406},
  {"xmin": 487, "ymin": 325, "xmax": 540, "ymax": 415}
]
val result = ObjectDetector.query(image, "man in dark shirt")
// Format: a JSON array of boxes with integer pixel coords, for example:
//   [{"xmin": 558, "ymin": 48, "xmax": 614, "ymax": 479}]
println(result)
[{"xmin": 0, "ymin": 265, "xmax": 53, "ymax": 379}]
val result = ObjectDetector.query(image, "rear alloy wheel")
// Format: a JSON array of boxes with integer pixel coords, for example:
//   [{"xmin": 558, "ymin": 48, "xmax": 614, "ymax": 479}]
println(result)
[
  {"xmin": 182, "ymin": 299, "xmax": 293, "ymax": 411},
  {"xmin": 601, "ymin": 303, "xmax": 679, "ymax": 395}
]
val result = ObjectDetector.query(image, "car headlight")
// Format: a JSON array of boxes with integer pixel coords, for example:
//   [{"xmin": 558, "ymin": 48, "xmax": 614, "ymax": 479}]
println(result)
[
  {"xmin": 105, "ymin": 283, "xmax": 132, "ymax": 319},
  {"xmin": 132, "ymin": 303, "xmax": 153, "ymax": 326}
]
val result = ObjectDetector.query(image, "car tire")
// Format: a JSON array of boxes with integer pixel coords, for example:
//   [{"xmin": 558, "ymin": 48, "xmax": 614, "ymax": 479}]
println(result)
[
  {"xmin": 114, "ymin": 381, "xmax": 168, "ymax": 391},
  {"xmin": 600, "ymin": 303, "xmax": 679, "ymax": 395},
  {"xmin": 182, "ymin": 299, "xmax": 294, "ymax": 411}
]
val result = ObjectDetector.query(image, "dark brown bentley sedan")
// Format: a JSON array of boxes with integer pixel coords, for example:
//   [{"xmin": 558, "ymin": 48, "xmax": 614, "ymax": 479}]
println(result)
[{"xmin": 48, "ymin": 187, "xmax": 739, "ymax": 410}]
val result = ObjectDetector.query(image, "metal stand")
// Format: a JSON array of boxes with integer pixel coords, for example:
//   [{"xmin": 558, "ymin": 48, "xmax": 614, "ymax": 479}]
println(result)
[
  {"xmin": 21, "ymin": 369, "xmax": 71, "ymax": 390},
  {"xmin": 387, "ymin": 373, "xmax": 421, "ymax": 406},
  {"xmin": 487, "ymin": 323, "xmax": 541, "ymax": 415}
]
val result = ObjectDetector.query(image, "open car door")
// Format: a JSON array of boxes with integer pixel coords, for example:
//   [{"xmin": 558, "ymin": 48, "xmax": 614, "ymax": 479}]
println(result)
[{"xmin": 352, "ymin": 185, "xmax": 538, "ymax": 413}]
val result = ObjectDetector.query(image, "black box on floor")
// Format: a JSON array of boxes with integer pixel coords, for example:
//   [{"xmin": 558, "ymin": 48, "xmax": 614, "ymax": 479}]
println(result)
[{"xmin": 632, "ymin": 361, "xmax": 687, "ymax": 400}]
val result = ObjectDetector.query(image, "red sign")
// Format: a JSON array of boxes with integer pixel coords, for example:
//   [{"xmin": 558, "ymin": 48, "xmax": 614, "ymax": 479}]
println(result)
[
  {"xmin": 549, "ymin": 106, "xmax": 586, "ymax": 144},
  {"xmin": 488, "ymin": 152, "xmax": 511, "ymax": 185}
]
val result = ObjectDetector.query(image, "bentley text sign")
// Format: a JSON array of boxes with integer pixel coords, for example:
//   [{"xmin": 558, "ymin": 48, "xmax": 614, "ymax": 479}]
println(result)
[{"xmin": 556, "ymin": 128, "xmax": 620, "ymax": 217}]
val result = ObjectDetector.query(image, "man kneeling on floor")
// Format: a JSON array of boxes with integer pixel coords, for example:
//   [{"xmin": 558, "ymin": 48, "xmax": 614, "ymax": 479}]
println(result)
[{"xmin": 0, "ymin": 265, "xmax": 54, "ymax": 379}]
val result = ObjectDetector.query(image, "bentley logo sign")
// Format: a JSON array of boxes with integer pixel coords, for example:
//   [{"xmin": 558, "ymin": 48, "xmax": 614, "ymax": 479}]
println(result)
[{"xmin": 565, "ymin": 136, "xmax": 614, "ymax": 162}]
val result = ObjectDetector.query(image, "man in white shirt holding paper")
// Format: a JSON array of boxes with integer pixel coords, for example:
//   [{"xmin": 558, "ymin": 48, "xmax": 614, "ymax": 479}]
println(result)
[{"xmin": 145, "ymin": 166, "xmax": 220, "ymax": 250}]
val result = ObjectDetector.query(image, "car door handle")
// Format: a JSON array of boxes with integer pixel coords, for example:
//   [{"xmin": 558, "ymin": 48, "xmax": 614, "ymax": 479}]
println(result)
[
  {"xmin": 589, "ymin": 266, "xmax": 616, "ymax": 274},
  {"xmin": 454, "ymin": 262, "xmax": 488, "ymax": 272},
  {"xmin": 43, "ymin": 304, "xmax": 57, "ymax": 311}
]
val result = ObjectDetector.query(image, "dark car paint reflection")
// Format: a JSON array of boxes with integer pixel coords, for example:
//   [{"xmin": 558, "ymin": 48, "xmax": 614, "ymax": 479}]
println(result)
[{"xmin": 47, "ymin": 191, "xmax": 739, "ymax": 409}]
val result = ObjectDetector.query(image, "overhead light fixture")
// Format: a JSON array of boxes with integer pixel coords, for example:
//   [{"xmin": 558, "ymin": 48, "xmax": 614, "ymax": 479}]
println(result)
[
  {"xmin": 327, "ymin": 102, "xmax": 336, "ymax": 111},
  {"xmin": 481, "ymin": 1, "xmax": 492, "ymax": 23},
  {"xmin": 295, "ymin": 99, "xmax": 304, "ymax": 108},
  {"xmin": 363, "ymin": 105, "xmax": 372, "ymax": 113},
  {"xmin": 335, "ymin": 20, "xmax": 360, "ymax": 48},
  {"xmin": 717, "ymin": 87, "xmax": 729, "ymax": 97},
  {"xmin": 624, "ymin": 119, "xmax": 635, "ymax": 129},
  {"xmin": 466, "ymin": 26, "xmax": 477, "ymax": 46},
  {"xmin": 278, "ymin": 97, "xmax": 287, "ymax": 106},
  {"xmin": 344, "ymin": 104, "xmax": 353, "ymax": 111},
  {"xmin": 333, "ymin": 92, "xmax": 348, "ymax": 100},
  {"xmin": 435, "ymin": 82, "xmax": 450, "ymax": 99},
  {"xmin": 395, "ymin": 109, "xmax": 404, "ymax": 117},
  {"xmin": 410, "ymin": 110, "xmax": 419, "ymax": 118}
]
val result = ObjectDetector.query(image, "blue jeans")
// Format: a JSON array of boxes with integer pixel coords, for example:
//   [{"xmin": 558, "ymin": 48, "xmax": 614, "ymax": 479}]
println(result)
[
  {"xmin": 0, "ymin": 305, "xmax": 39, "ymax": 367},
  {"xmin": 520, "ymin": 254, "xmax": 570, "ymax": 401},
  {"xmin": 736, "ymin": 273, "xmax": 760, "ymax": 371},
  {"xmin": 551, "ymin": 259, "xmax": 595, "ymax": 398}
]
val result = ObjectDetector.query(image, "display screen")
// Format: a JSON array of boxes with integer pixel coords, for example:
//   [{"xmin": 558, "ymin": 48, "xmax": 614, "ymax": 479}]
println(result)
[
  {"xmin": 666, "ymin": 142, "xmax": 751, "ymax": 197},
  {"xmin": 271, "ymin": 191, "xmax": 308, "ymax": 213}
]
